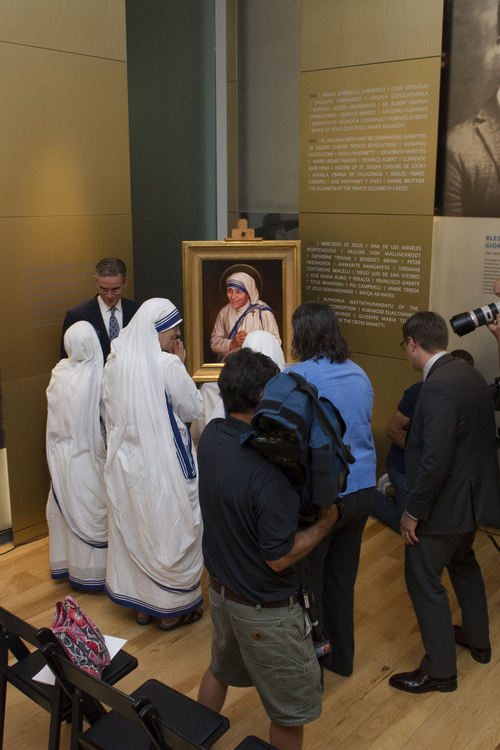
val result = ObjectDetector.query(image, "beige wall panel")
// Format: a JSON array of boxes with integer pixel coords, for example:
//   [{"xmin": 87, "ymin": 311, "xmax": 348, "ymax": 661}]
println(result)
[
  {"xmin": 3, "ymin": 374, "xmax": 51, "ymax": 542},
  {"xmin": 0, "ymin": 449, "xmax": 12, "ymax": 531},
  {"xmin": 300, "ymin": 57, "xmax": 441, "ymax": 215},
  {"xmin": 227, "ymin": 80, "xmax": 239, "ymax": 215},
  {"xmin": 0, "ymin": 44, "xmax": 130, "ymax": 218},
  {"xmin": 0, "ymin": 214, "xmax": 133, "ymax": 383},
  {"xmin": 0, "ymin": 0, "xmax": 126, "ymax": 60},
  {"xmin": 350, "ymin": 352, "xmax": 422, "ymax": 475},
  {"xmin": 301, "ymin": 0, "xmax": 444, "ymax": 71},
  {"xmin": 300, "ymin": 212, "xmax": 433, "ymax": 358},
  {"xmin": 430, "ymin": 216, "xmax": 500, "ymax": 385}
]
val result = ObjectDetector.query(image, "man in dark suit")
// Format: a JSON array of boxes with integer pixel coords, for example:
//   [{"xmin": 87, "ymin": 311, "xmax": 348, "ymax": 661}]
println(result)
[
  {"xmin": 389, "ymin": 312, "xmax": 500, "ymax": 694},
  {"xmin": 60, "ymin": 258, "xmax": 139, "ymax": 361}
]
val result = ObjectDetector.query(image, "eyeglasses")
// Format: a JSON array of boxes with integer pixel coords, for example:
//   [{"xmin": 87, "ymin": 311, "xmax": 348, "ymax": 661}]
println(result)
[
  {"xmin": 400, "ymin": 338, "xmax": 409, "ymax": 351},
  {"xmin": 98, "ymin": 286, "xmax": 122, "ymax": 295}
]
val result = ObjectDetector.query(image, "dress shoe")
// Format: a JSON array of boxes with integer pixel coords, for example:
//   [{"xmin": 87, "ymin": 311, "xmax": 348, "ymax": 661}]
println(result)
[
  {"xmin": 389, "ymin": 668, "xmax": 457, "ymax": 694},
  {"xmin": 454, "ymin": 625, "xmax": 491, "ymax": 664}
]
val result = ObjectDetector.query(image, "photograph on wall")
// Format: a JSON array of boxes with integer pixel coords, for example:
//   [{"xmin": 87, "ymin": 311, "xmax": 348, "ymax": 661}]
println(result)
[
  {"xmin": 438, "ymin": 0, "xmax": 500, "ymax": 217},
  {"xmin": 182, "ymin": 241, "xmax": 301, "ymax": 382}
]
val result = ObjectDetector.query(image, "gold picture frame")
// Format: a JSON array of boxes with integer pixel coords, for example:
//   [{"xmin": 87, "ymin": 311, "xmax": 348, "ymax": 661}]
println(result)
[{"xmin": 182, "ymin": 240, "xmax": 301, "ymax": 382}]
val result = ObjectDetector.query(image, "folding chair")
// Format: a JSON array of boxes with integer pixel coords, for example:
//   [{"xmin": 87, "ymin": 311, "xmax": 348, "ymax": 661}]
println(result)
[
  {"xmin": 0, "ymin": 605, "xmax": 138, "ymax": 750},
  {"xmin": 139, "ymin": 703, "xmax": 277, "ymax": 750},
  {"xmin": 42, "ymin": 644, "xmax": 230, "ymax": 750}
]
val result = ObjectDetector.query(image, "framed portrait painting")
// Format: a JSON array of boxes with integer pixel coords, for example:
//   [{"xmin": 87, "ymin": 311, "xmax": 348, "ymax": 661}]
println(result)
[{"xmin": 182, "ymin": 240, "xmax": 301, "ymax": 382}]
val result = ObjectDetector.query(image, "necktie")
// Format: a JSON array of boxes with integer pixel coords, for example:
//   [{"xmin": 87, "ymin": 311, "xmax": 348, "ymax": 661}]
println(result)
[{"xmin": 109, "ymin": 307, "xmax": 120, "ymax": 341}]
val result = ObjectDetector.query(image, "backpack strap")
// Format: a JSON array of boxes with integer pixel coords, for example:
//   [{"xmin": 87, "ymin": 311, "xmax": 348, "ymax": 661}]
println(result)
[{"xmin": 287, "ymin": 372, "xmax": 355, "ymax": 466}]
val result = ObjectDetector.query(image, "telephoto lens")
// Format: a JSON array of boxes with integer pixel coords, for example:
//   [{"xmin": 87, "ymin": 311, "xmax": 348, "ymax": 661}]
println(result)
[{"xmin": 450, "ymin": 303, "xmax": 500, "ymax": 336}]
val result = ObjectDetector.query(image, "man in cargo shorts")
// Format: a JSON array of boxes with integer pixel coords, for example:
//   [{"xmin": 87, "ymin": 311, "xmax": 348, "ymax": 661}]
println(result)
[{"xmin": 196, "ymin": 348, "xmax": 340, "ymax": 750}]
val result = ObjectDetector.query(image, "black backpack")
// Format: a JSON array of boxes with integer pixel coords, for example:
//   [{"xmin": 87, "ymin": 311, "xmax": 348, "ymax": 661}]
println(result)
[{"xmin": 241, "ymin": 371, "xmax": 355, "ymax": 512}]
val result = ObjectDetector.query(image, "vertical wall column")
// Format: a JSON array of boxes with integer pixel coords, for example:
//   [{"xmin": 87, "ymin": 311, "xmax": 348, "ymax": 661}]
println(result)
[{"xmin": 126, "ymin": 0, "xmax": 218, "ymax": 312}]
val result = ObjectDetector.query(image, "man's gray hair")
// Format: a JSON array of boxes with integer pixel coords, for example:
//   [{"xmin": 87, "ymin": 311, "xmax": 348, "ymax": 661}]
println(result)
[
  {"xmin": 402, "ymin": 311, "xmax": 449, "ymax": 353},
  {"xmin": 94, "ymin": 258, "xmax": 127, "ymax": 282}
]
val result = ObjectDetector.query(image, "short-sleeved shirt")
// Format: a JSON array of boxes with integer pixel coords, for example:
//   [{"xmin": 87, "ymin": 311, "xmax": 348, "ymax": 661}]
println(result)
[
  {"xmin": 198, "ymin": 415, "xmax": 300, "ymax": 602},
  {"xmin": 287, "ymin": 357, "xmax": 376, "ymax": 496},
  {"xmin": 386, "ymin": 380, "xmax": 423, "ymax": 474}
]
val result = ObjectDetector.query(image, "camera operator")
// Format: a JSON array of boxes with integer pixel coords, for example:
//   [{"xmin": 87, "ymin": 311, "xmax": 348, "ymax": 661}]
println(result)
[{"xmin": 196, "ymin": 348, "xmax": 340, "ymax": 750}]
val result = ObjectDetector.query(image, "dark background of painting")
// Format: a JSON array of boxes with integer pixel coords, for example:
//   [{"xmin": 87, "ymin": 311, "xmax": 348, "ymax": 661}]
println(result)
[{"xmin": 202, "ymin": 258, "xmax": 284, "ymax": 363}]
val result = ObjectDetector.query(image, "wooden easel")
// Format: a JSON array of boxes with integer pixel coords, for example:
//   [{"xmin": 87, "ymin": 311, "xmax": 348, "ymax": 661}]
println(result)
[{"xmin": 225, "ymin": 219, "xmax": 262, "ymax": 241}]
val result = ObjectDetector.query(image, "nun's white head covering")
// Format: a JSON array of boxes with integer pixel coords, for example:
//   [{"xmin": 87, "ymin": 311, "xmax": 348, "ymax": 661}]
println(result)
[
  {"xmin": 227, "ymin": 272, "xmax": 259, "ymax": 305},
  {"xmin": 243, "ymin": 330, "xmax": 286, "ymax": 371},
  {"xmin": 102, "ymin": 299, "xmax": 203, "ymax": 590},
  {"xmin": 46, "ymin": 321, "xmax": 107, "ymax": 544}
]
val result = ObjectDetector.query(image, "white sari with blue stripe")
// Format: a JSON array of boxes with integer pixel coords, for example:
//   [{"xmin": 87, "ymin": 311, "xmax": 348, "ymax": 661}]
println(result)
[{"xmin": 102, "ymin": 299, "xmax": 205, "ymax": 617}]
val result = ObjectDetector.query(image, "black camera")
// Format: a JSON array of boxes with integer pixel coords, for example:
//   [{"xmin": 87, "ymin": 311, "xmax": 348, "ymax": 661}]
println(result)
[{"xmin": 450, "ymin": 303, "xmax": 500, "ymax": 337}]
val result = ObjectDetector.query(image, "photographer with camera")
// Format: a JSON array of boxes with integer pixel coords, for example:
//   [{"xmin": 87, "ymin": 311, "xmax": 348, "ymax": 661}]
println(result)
[{"xmin": 196, "ymin": 348, "xmax": 341, "ymax": 750}]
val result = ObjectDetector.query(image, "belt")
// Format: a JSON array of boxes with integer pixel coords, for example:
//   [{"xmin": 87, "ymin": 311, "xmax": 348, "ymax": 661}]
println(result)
[{"xmin": 209, "ymin": 577, "xmax": 299, "ymax": 608}]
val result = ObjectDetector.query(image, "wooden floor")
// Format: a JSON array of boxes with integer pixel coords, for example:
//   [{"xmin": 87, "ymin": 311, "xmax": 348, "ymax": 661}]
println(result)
[{"xmin": 2, "ymin": 519, "xmax": 500, "ymax": 750}]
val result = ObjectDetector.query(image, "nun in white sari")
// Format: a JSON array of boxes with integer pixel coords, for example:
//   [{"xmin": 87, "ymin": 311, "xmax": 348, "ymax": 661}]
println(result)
[
  {"xmin": 46, "ymin": 321, "xmax": 107, "ymax": 590},
  {"xmin": 102, "ymin": 299, "xmax": 204, "ymax": 629}
]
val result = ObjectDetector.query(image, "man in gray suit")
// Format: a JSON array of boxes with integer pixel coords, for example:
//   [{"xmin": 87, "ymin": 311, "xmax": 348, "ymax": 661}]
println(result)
[
  {"xmin": 390, "ymin": 312, "xmax": 500, "ymax": 694},
  {"xmin": 444, "ymin": 2, "xmax": 500, "ymax": 217}
]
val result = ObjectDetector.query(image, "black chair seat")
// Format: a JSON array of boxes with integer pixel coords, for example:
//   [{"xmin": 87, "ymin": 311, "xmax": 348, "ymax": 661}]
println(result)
[
  {"xmin": 234, "ymin": 737, "xmax": 278, "ymax": 749},
  {"xmin": 6, "ymin": 649, "xmax": 72, "ymax": 719},
  {"xmin": 73, "ymin": 679, "xmax": 228, "ymax": 750}
]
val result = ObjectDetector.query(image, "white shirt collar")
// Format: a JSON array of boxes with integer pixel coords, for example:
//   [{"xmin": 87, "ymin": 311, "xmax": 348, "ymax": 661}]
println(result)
[
  {"xmin": 97, "ymin": 295, "xmax": 123, "ymax": 315},
  {"xmin": 423, "ymin": 350, "xmax": 447, "ymax": 380}
]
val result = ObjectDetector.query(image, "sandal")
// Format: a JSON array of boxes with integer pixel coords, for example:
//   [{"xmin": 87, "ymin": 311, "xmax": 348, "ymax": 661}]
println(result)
[
  {"xmin": 136, "ymin": 614, "xmax": 153, "ymax": 626},
  {"xmin": 158, "ymin": 608, "xmax": 203, "ymax": 632}
]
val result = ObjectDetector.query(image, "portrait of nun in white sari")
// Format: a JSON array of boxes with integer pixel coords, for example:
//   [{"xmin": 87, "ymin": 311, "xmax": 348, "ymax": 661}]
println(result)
[{"xmin": 210, "ymin": 272, "xmax": 281, "ymax": 361}]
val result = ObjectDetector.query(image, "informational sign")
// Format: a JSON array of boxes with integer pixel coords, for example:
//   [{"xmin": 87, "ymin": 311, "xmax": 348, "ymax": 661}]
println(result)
[
  {"xmin": 301, "ymin": 213, "xmax": 433, "ymax": 358},
  {"xmin": 431, "ymin": 216, "xmax": 500, "ymax": 383},
  {"xmin": 300, "ymin": 57, "xmax": 441, "ymax": 215}
]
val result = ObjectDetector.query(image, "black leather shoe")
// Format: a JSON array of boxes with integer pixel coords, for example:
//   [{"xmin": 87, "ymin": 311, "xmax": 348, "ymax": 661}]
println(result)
[
  {"xmin": 389, "ymin": 668, "xmax": 457, "ymax": 694},
  {"xmin": 454, "ymin": 625, "xmax": 491, "ymax": 664}
]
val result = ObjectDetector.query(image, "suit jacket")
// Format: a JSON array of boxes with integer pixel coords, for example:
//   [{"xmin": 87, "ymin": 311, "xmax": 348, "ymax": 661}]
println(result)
[
  {"xmin": 405, "ymin": 354, "xmax": 500, "ymax": 535},
  {"xmin": 444, "ymin": 94, "xmax": 500, "ymax": 217},
  {"xmin": 60, "ymin": 295, "xmax": 140, "ymax": 361}
]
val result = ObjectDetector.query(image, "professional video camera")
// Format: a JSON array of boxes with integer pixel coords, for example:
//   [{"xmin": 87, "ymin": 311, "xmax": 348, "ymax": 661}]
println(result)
[{"xmin": 450, "ymin": 303, "xmax": 500, "ymax": 337}]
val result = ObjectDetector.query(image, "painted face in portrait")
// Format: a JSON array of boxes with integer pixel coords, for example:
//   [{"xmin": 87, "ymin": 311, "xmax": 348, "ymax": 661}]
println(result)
[{"xmin": 227, "ymin": 285, "xmax": 250, "ymax": 309}]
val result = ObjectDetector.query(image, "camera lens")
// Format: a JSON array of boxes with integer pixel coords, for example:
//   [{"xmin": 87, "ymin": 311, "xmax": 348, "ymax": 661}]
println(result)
[
  {"xmin": 450, "ymin": 312, "xmax": 475, "ymax": 336},
  {"xmin": 450, "ymin": 303, "xmax": 500, "ymax": 337}
]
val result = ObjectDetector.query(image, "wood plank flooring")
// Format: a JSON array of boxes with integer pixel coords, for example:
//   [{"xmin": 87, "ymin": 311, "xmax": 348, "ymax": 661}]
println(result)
[{"xmin": 2, "ymin": 518, "xmax": 500, "ymax": 749}]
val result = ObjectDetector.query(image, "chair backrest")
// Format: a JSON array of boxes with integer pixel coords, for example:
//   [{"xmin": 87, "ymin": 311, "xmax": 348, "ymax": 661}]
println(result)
[
  {"xmin": 42, "ymin": 645, "xmax": 222, "ymax": 750},
  {"xmin": 42, "ymin": 644, "xmax": 143, "ymax": 724},
  {"xmin": 0, "ymin": 605, "xmax": 40, "ymax": 650},
  {"xmin": 139, "ymin": 703, "xmax": 206, "ymax": 750}
]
